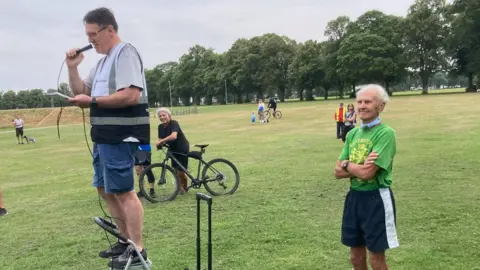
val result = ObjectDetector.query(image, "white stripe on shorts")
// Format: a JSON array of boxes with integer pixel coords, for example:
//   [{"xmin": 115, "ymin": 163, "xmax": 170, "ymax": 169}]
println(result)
[{"xmin": 379, "ymin": 188, "xmax": 399, "ymax": 249}]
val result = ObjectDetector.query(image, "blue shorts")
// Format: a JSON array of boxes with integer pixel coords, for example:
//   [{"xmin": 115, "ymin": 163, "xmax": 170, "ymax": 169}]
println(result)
[
  {"xmin": 341, "ymin": 188, "xmax": 399, "ymax": 252},
  {"xmin": 92, "ymin": 142, "xmax": 139, "ymax": 194}
]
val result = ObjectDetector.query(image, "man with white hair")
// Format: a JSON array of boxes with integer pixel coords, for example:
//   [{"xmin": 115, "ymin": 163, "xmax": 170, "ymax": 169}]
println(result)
[{"xmin": 334, "ymin": 84, "xmax": 399, "ymax": 270}]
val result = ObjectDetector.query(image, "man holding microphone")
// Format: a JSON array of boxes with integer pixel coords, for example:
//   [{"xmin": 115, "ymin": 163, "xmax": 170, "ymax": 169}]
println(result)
[{"xmin": 65, "ymin": 7, "xmax": 150, "ymax": 268}]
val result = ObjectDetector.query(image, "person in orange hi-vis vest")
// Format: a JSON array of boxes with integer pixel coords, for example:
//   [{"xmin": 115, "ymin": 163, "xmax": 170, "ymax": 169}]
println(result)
[{"xmin": 335, "ymin": 103, "xmax": 347, "ymax": 139}]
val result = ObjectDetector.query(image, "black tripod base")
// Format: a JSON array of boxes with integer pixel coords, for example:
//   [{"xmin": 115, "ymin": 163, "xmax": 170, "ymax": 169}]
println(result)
[
  {"xmin": 195, "ymin": 193, "xmax": 213, "ymax": 270},
  {"xmin": 93, "ymin": 217, "xmax": 152, "ymax": 270},
  {"xmin": 94, "ymin": 216, "xmax": 128, "ymax": 243}
]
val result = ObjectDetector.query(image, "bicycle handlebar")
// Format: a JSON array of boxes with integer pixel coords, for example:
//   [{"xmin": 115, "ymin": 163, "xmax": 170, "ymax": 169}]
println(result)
[{"xmin": 156, "ymin": 143, "xmax": 170, "ymax": 151}]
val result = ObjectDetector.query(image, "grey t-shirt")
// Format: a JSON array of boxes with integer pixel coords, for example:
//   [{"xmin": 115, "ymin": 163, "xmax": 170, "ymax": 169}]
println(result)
[
  {"xmin": 84, "ymin": 43, "xmax": 144, "ymax": 94},
  {"xmin": 344, "ymin": 111, "xmax": 355, "ymax": 126}
]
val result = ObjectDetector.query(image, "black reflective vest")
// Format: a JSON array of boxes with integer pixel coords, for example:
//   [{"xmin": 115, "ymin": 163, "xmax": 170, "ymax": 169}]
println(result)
[{"xmin": 89, "ymin": 43, "xmax": 150, "ymax": 145}]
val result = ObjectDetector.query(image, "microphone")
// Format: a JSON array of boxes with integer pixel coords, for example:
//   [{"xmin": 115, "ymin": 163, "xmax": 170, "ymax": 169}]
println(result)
[{"xmin": 75, "ymin": 44, "xmax": 93, "ymax": 55}]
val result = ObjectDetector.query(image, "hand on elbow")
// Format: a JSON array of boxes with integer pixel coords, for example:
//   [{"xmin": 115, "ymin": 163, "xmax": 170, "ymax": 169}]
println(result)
[
  {"xmin": 357, "ymin": 171, "xmax": 376, "ymax": 181},
  {"xmin": 334, "ymin": 168, "xmax": 347, "ymax": 179}
]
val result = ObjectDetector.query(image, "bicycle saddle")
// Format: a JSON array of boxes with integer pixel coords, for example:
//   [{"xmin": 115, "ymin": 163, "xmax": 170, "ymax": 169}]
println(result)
[{"xmin": 194, "ymin": 144, "xmax": 209, "ymax": 148}]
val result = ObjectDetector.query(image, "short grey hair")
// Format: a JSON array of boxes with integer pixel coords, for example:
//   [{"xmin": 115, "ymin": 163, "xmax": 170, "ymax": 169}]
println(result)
[
  {"xmin": 357, "ymin": 84, "xmax": 390, "ymax": 104},
  {"xmin": 156, "ymin": 107, "xmax": 172, "ymax": 117}
]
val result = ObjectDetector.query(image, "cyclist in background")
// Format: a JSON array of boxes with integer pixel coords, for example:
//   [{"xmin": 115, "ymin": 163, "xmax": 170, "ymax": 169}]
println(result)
[{"xmin": 268, "ymin": 97, "xmax": 277, "ymax": 112}]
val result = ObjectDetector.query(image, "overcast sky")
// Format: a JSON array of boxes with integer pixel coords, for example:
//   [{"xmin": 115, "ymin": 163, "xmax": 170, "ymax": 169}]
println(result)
[{"xmin": 0, "ymin": 0, "xmax": 417, "ymax": 92}]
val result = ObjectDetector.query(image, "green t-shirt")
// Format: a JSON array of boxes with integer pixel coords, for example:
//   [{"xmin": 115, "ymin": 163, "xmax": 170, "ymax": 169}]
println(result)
[{"xmin": 338, "ymin": 123, "xmax": 396, "ymax": 191}]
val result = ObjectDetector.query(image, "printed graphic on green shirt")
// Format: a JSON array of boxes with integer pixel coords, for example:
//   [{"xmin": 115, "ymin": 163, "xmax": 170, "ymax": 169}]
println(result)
[{"xmin": 339, "ymin": 124, "xmax": 396, "ymax": 191}]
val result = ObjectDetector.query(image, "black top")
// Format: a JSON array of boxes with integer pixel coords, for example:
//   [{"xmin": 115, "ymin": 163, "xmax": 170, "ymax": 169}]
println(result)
[
  {"xmin": 268, "ymin": 98, "xmax": 277, "ymax": 107},
  {"xmin": 158, "ymin": 120, "xmax": 189, "ymax": 153},
  {"xmin": 90, "ymin": 102, "xmax": 150, "ymax": 144}
]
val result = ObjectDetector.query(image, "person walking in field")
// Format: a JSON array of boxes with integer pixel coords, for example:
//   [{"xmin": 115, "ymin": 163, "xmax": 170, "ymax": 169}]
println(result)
[{"xmin": 13, "ymin": 115, "xmax": 25, "ymax": 144}]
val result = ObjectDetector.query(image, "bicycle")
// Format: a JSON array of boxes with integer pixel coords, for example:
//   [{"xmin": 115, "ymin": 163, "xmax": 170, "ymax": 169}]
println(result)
[
  {"xmin": 138, "ymin": 143, "xmax": 240, "ymax": 203},
  {"xmin": 264, "ymin": 107, "xmax": 282, "ymax": 120}
]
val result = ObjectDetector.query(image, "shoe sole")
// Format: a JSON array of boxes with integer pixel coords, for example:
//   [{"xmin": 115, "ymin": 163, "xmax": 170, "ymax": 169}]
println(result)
[
  {"xmin": 100, "ymin": 254, "xmax": 123, "ymax": 259},
  {"xmin": 108, "ymin": 259, "xmax": 151, "ymax": 269}
]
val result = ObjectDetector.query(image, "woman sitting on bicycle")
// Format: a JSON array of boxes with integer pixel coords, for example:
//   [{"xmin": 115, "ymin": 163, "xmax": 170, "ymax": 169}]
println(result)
[{"xmin": 155, "ymin": 108, "xmax": 190, "ymax": 194}]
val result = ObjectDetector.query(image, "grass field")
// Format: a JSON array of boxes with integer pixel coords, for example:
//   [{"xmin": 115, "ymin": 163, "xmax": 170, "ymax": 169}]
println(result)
[{"xmin": 1, "ymin": 92, "xmax": 479, "ymax": 269}]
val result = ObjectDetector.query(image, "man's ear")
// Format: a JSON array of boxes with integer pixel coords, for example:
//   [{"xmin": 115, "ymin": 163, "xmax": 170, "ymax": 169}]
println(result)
[{"xmin": 378, "ymin": 102, "xmax": 386, "ymax": 112}]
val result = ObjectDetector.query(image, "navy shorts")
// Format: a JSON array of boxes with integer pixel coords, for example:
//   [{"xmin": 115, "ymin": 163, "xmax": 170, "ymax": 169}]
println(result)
[
  {"xmin": 341, "ymin": 188, "xmax": 399, "ymax": 252},
  {"xmin": 92, "ymin": 142, "xmax": 138, "ymax": 194}
]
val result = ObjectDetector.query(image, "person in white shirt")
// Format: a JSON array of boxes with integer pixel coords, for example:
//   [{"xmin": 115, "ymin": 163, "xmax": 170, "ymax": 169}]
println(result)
[
  {"xmin": 258, "ymin": 99, "xmax": 266, "ymax": 123},
  {"xmin": 12, "ymin": 115, "xmax": 24, "ymax": 144}
]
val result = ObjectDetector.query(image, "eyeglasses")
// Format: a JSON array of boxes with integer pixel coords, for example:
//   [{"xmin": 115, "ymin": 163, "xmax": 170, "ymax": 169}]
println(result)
[{"xmin": 86, "ymin": 26, "xmax": 107, "ymax": 38}]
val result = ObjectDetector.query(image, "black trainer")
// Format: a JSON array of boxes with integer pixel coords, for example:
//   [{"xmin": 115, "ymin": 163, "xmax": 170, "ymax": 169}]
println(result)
[
  {"xmin": 99, "ymin": 241, "xmax": 128, "ymax": 258},
  {"xmin": 137, "ymin": 189, "xmax": 156, "ymax": 198},
  {"xmin": 0, "ymin": 208, "xmax": 8, "ymax": 216},
  {"xmin": 107, "ymin": 245, "xmax": 148, "ymax": 268}
]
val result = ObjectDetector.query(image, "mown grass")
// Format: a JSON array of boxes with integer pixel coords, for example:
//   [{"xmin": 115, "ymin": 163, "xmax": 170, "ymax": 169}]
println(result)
[{"xmin": 0, "ymin": 91, "xmax": 479, "ymax": 269}]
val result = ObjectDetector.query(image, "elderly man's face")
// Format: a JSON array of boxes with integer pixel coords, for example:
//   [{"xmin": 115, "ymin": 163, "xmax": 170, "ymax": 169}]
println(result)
[
  {"xmin": 158, "ymin": 112, "xmax": 170, "ymax": 123},
  {"xmin": 356, "ymin": 89, "xmax": 384, "ymax": 122}
]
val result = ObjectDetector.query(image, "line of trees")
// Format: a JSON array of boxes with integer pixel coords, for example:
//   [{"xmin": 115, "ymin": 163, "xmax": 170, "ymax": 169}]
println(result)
[{"xmin": 0, "ymin": 0, "xmax": 478, "ymax": 110}]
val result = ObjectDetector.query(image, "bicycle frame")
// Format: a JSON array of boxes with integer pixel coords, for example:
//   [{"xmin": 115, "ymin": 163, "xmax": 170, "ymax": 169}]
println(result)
[{"xmin": 157, "ymin": 145, "xmax": 208, "ymax": 188}]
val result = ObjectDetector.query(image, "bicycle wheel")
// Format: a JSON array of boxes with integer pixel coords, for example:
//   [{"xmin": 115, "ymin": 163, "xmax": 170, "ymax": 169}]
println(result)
[
  {"xmin": 139, "ymin": 163, "xmax": 180, "ymax": 203},
  {"xmin": 264, "ymin": 110, "xmax": 271, "ymax": 121},
  {"xmin": 201, "ymin": 158, "xmax": 240, "ymax": 196},
  {"xmin": 274, "ymin": 110, "xmax": 282, "ymax": 119}
]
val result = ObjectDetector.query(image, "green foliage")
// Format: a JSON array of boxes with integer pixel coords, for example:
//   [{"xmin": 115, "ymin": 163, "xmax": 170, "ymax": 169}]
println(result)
[
  {"xmin": 337, "ymin": 33, "xmax": 396, "ymax": 90},
  {"xmin": 403, "ymin": 0, "xmax": 450, "ymax": 94},
  {"xmin": 3, "ymin": 1, "xmax": 479, "ymax": 109},
  {"xmin": 290, "ymin": 40, "xmax": 325, "ymax": 101},
  {"xmin": 446, "ymin": 0, "xmax": 480, "ymax": 89}
]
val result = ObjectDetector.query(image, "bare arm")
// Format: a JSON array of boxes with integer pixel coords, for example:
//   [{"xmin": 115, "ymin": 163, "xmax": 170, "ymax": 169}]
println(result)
[
  {"xmin": 95, "ymin": 87, "xmax": 140, "ymax": 108},
  {"xmin": 334, "ymin": 160, "xmax": 352, "ymax": 179},
  {"xmin": 345, "ymin": 162, "xmax": 379, "ymax": 181},
  {"xmin": 157, "ymin": 131, "xmax": 178, "ymax": 145},
  {"xmin": 68, "ymin": 67, "xmax": 89, "ymax": 96}
]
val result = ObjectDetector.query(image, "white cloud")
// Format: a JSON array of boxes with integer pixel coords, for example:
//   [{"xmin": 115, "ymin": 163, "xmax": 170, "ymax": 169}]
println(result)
[{"xmin": 0, "ymin": 0, "xmax": 415, "ymax": 91}]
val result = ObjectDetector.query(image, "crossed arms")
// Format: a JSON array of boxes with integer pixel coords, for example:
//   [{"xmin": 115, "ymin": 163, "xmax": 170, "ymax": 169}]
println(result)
[{"xmin": 334, "ymin": 151, "xmax": 380, "ymax": 181}]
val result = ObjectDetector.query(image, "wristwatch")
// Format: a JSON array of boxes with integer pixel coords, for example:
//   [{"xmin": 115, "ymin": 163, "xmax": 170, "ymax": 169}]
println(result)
[
  {"xmin": 91, "ymin": 97, "xmax": 97, "ymax": 105},
  {"xmin": 342, "ymin": 161, "xmax": 350, "ymax": 172}
]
